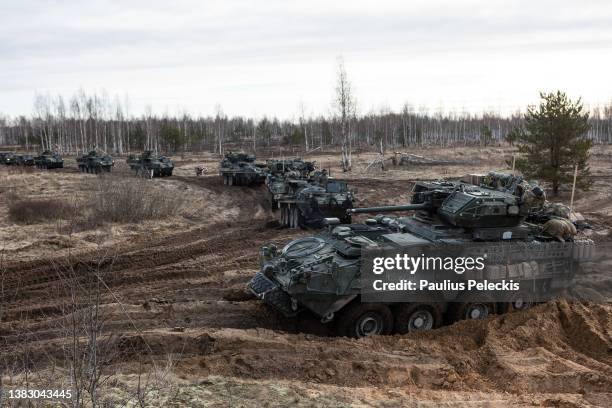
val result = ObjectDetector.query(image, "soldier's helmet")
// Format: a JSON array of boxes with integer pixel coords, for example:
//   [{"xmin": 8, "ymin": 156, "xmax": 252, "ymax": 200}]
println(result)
[{"xmin": 532, "ymin": 186, "xmax": 544, "ymax": 197}]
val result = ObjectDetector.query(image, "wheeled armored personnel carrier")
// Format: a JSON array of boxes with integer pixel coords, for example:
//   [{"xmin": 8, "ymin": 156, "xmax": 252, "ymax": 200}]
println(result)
[
  {"xmin": 1, "ymin": 152, "xmax": 17, "ymax": 165},
  {"xmin": 77, "ymin": 150, "xmax": 114, "ymax": 173},
  {"xmin": 265, "ymin": 158, "xmax": 315, "ymax": 209},
  {"xmin": 127, "ymin": 151, "xmax": 174, "ymax": 178},
  {"xmin": 34, "ymin": 150, "xmax": 64, "ymax": 169},
  {"xmin": 248, "ymin": 179, "xmax": 592, "ymax": 338},
  {"xmin": 219, "ymin": 152, "xmax": 266, "ymax": 186},
  {"xmin": 15, "ymin": 154, "xmax": 35, "ymax": 166},
  {"xmin": 276, "ymin": 170, "xmax": 354, "ymax": 228}
]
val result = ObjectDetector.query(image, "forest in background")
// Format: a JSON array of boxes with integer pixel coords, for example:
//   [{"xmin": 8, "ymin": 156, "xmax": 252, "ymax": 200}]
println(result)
[{"xmin": 1, "ymin": 91, "xmax": 611, "ymax": 155}]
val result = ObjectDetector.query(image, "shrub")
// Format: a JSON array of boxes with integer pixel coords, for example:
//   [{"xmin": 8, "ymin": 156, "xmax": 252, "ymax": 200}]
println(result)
[
  {"xmin": 8, "ymin": 198, "xmax": 77, "ymax": 224},
  {"xmin": 85, "ymin": 176, "xmax": 184, "ymax": 224}
]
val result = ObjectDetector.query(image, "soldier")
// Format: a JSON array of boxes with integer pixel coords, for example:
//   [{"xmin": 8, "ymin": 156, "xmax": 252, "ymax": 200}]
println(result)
[
  {"xmin": 542, "ymin": 217, "xmax": 577, "ymax": 242},
  {"xmin": 520, "ymin": 184, "xmax": 546, "ymax": 212}
]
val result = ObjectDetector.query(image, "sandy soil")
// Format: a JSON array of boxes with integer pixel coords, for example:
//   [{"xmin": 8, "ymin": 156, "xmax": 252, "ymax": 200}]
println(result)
[{"xmin": 0, "ymin": 146, "xmax": 611, "ymax": 407}]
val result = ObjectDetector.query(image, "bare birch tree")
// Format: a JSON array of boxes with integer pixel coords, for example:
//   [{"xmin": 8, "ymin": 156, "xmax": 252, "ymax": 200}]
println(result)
[{"xmin": 334, "ymin": 58, "xmax": 355, "ymax": 171}]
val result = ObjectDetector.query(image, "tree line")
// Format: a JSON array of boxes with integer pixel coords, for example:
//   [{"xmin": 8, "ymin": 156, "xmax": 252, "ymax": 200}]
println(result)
[{"xmin": 0, "ymin": 90, "xmax": 611, "ymax": 155}]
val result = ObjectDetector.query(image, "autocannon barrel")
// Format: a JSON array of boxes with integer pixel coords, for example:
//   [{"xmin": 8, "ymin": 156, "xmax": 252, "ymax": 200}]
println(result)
[{"xmin": 347, "ymin": 202, "xmax": 428, "ymax": 214}]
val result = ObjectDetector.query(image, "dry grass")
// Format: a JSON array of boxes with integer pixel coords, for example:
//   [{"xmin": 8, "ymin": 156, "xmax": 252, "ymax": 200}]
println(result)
[
  {"xmin": 85, "ymin": 176, "xmax": 185, "ymax": 224},
  {"xmin": 8, "ymin": 196, "xmax": 77, "ymax": 224}
]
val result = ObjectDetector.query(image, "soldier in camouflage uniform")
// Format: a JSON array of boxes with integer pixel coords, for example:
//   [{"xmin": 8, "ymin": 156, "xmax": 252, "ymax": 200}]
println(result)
[
  {"xmin": 519, "ymin": 183, "xmax": 546, "ymax": 213},
  {"xmin": 542, "ymin": 217, "xmax": 577, "ymax": 242}
]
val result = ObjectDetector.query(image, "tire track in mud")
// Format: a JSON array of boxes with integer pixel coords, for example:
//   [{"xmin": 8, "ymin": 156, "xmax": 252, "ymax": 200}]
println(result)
[{"xmin": 1, "ymin": 174, "xmax": 304, "ymax": 344}]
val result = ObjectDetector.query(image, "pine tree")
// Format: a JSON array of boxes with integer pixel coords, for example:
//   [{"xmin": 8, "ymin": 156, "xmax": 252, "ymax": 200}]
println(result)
[{"xmin": 515, "ymin": 91, "xmax": 592, "ymax": 195}]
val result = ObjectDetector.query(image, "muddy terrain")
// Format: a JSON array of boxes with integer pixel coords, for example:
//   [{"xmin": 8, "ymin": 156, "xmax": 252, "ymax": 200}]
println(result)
[{"xmin": 0, "ymin": 146, "xmax": 610, "ymax": 407}]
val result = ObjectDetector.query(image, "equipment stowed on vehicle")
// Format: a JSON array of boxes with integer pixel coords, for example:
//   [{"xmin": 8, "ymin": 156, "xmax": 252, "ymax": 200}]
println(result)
[
  {"xmin": 219, "ymin": 151, "xmax": 266, "ymax": 186},
  {"xmin": 265, "ymin": 158, "xmax": 315, "ymax": 209},
  {"xmin": 248, "ymin": 177, "xmax": 594, "ymax": 338},
  {"xmin": 275, "ymin": 169, "xmax": 354, "ymax": 229},
  {"xmin": 126, "ymin": 151, "xmax": 174, "ymax": 178}
]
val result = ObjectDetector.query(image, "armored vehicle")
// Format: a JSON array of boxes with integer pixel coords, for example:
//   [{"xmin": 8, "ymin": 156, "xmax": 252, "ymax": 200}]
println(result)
[
  {"xmin": 248, "ymin": 179, "xmax": 592, "ymax": 338},
  {"xmin": 15, "ymin": 154, "xmax": 35, "ymax": 166},
  {"xmin": 34, "ymin": 150, "xmax": 64, "ymax": 169},
  {"xmin": 1, "ymin": 152, "xmax": 17, "ymax": 165},
  {"xmin": 265, "ymin": 158, "xmax": 315, "ymax": 209},
  {"xmin": 127, "ymin": 151, "xmax": 174, "ymax": 178},
  {"xmin": 277, "ymin": 170, "xmax": 354, "ymax": 228},
  {"xmin": 77, "ymin": 150, "xmax": 114, "ymax": 173},
  {"xmin": 219, "ymin": 152, "xmax": 266, "ymax": 186}
]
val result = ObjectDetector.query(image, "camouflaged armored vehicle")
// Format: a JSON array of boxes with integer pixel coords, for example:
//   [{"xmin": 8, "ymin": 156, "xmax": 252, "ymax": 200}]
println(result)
[
  {"xmin": 249, "ymin": 179, "xmax": 593, "ymax": 338},
  {"xmin": 15, "ymin": 154, "xmax": 35, "ymax": 166},
  {"xmin": 276, "ymin": 170, "xmax": 354, "ymax": 228},
  {"xmin": 77, "ymin": 150, "xmax": 114, "ymax": 173},
  {"xmin": 265, "ymin": 158, "xmax": 315, "ymax": 209},
  {"xmin": 127, "ymin": 151, "xmax": 174, "ymax": 178},
  {"xmin": 219, "ymin": 152, "xmax": 266, "ymax": 186},
  {"xmin": 34, "ymin": 150, "xmax": 64, "ymax": 169},
  {"xmin": 1, "ymin": 152, "xmax": 17, "ymax": 165}
]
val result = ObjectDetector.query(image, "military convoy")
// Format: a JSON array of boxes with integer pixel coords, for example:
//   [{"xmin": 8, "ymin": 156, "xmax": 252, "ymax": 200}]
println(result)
[
  {"xmin": 127, "ymin": 151, "xmax": 174, "ymax": 178},
  {"xmin": 34, "ymin": 150, "xmax": 64, "ymax": 169},
  {"xmin": 219, "ymin": 152, "xmax": 266, "ymax": 186},
  {"xmin": 77, "ymin": 150, "xmax": 115, "ymax": 173},
  {"xmin": 248, "ymin": 176, "xmax": 593, "ymax": 338}
]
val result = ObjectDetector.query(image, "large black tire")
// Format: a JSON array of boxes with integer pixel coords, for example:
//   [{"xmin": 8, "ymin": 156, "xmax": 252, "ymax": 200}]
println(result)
[
  {"xmin": 499, "ymin": 290, "xmax": 535, "ymax": 314},
  {"xmin": 228, "ymin": 175, "xmax": 234, "ymax": 186},
  {"xmin": 394, "ymin": 303, "xmax": 442, "ymax": 334},
  {"xmin": 336, "ymin": 302, "xmax": 394, "ymax": 338},
  {"xmin": 449, "ymin": 294, "xmax": 497, "ymax": 322}
]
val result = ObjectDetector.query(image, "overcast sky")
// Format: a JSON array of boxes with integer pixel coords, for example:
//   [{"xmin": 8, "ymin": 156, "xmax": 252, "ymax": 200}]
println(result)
[{"xmin": 1, "ymin": 0, "xmax": 611, "ymax": 119}]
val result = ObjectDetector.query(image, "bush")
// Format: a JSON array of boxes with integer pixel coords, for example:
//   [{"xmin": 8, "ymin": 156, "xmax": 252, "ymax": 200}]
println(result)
[
  {"xmin": 85, "ymin": 176, "xmax": 184, "ymax": 224},
  {"xmin": 9, "ymin": 198, "xmax": 77, "ymax": 224}
]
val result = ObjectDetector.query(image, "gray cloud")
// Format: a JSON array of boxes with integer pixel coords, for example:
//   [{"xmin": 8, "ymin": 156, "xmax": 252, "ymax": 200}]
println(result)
[{"xmin": 1, "ymin": 0, "xmax": 611, "ymax": 117}]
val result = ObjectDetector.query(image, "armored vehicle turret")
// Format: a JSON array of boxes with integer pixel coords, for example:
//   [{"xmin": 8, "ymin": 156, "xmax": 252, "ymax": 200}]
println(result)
[
  {"xmin": 265, "ymin": 158, "xmax": 315, "ymax": 209},
  {"xmin": 248, "ymin": 179, "xmax": 592, "ymax": 338},
  {"xmin": 34, "ymin": 150, "xmax": 64, "ymax": 169},
  {"xmin": 219, "ymin": 152, "xmax": 266, "ymax": 186},
  {"xmin": 77, "ymin": 150, "xmax": 114, "ymax": 173},
  {"xmin": 276, "ymin": 169, "xmax": 354, "ymax": 229},
  {"xmin": 127, "ymin": 151, "xmax": 174, "ymax": 178}
]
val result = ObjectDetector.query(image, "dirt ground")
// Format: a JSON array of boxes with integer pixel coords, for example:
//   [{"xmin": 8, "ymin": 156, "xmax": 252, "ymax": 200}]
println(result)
[{"xmin": 0, "ymin": 146, "xmax": 611, "ymax": 407}]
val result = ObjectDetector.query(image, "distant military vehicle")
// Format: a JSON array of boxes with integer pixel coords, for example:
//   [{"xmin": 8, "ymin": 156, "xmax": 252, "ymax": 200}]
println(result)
[
  {"xmin": 265, "ymin": 158, "xmax": 315, "ymax": 209},
  {"xmin": 15, "ymin": 154, "xmax": 35, "ymax": 166},
  {"xmin": 127, "ymin": 151, "xmax": 174, "ymax": 178},
  {"xmin": 1, "ymin": 152, "xmax": 17, "ymax": 165},
  {"xmin": 219, "ymin": 152, "xmax": 266, "ymax": 186},
  {"xmin": 276, "ymin": 170, "xmax": 354, "ymax": 228},
  {"xmin": 77, "ymin": 150, "xmax": 114, "ymax": 173},
  {"xmin": 248, "ymin": 179, "xmax": 592, "ymax": 338},
  {"xmin": 34, "ymin": 150, "xmax": 64, "ymax": 169}
]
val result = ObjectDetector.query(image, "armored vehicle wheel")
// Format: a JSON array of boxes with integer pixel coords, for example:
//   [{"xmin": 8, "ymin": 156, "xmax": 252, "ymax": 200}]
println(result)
[
  {"xmin": 450, "ymin": 295, "xmax": 497, "ymax": 322},
  {"xmin": 394, "ymin": 303, "xmax": 441, "ymax": 334},
  {"xmin": 280, "ymin": 206, "xmax": 289, "ymax": 227},
  {"xmin": 336, "ymin": 302, "xmax": 393, "ymax": 338},
  {"xmin": 228, "ymin": 175, "xmax": 234, "ymax": 186},
  {"xmin": 500, "ymin": 291, "xmax": 534, "ymax": 313}
]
